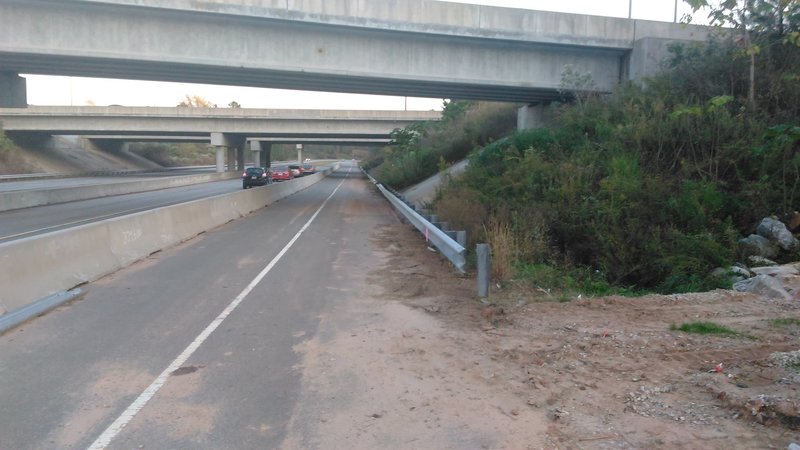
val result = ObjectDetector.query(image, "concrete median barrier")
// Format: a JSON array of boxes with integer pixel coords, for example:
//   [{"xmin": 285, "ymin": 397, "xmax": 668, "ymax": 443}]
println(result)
[
  {"xmin": 0, "ymin": 172, "xmax": 240, "ymax": 212},
  {"xmin": 0, "ymin": 163, "xmax": 339, "ymax": 319}
]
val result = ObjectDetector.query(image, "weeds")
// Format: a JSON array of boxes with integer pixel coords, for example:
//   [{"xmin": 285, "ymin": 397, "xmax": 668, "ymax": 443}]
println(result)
[
  {"xmin": 772, "ymin": 317, "xmax": 800, "ymax": 327},
  {"xmin": 670, "ymin": 322, "xmax": 747, "ymax": 338},
  {"xmin": 0, "ymin": 128, "xmax": 35, "ymax": 174},
  {"xmin": 371, "ymin": 25, "xmax": 800, "ymax": 296},
  {"xmin": 483, "ymin": 217, "xmax": 516, "ymax": 281}
]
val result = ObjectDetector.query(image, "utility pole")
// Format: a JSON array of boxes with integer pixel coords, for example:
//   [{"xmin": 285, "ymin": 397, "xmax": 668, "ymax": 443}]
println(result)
[
  {"xmin": 674, "ymin": 0, "xmax": 678, "ymax": 22},
  {"xmin": 628, "ymin": 0, "xmax": 632, "ymax": 18}
]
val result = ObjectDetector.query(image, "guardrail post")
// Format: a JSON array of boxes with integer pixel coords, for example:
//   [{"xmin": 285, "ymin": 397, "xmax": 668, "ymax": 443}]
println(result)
[
  {"xmin": 477, "ymin": 244, "xmax": 490, "ymax": 298},
  {"xmin": 429, "ymin": 214, "xmax": 438, "ymax": 223}
]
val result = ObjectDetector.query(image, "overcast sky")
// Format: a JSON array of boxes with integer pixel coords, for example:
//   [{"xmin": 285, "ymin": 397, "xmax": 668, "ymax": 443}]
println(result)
[{"xmin": 24, "ymin": 0, "xmax": 707, "ymax": 111}]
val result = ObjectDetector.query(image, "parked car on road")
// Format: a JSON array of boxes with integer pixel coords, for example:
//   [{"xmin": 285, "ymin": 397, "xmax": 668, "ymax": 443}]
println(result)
[
  {"xmin": 272, "ymin": 165, "xmax": 293, "ymax": 182},
  {"xmin": 288, "ymin": 164, "xmax": 303, "ymax": 177},
  {"xmin": 242, "ymin": 167, "xmax": 271, "ymax": 189},
  {"xmin": 301, "ymin": 164, "xmax": 316, "ymax": 176}
]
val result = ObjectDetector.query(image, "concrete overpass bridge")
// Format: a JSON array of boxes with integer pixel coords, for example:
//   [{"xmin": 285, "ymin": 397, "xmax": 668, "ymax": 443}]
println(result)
[
  {"xmin": 0, "ymin": 0, "xmax": 712, "ymax": 113},
  {"xmin": 0, "ymin": 106, "xmax": 436, "ymax": 171}
]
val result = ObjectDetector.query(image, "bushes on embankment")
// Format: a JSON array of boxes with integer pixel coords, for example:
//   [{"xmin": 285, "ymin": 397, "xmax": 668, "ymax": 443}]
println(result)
[
  {"xmin": 364, "ymin": 101, "xmax": 517, "ymax": 189},
  {"xmin": 369, "ymin": 23, "xmax": 800, "ymax": 295},
  {"xmin": 0, "ymin": 128, "xmax": 35, "ymax": 174}
]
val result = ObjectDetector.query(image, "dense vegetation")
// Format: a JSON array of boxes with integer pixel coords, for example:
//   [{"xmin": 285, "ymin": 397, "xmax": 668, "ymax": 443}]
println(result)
[
  {"xmin": 0, "ymin": 128, "xmax": 34, "ymax": 174},
  {"xmin": 365, "ymin": 0, "xmax": 800, "ymax": 295},
  {"xmin": 363, "ymin": 101, "xmax": 517, "ymax": 188}
]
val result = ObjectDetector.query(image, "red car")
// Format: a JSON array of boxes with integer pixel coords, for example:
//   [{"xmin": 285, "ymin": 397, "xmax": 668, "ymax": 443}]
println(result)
[
  {"xmin": 272, "ymin": 165, "xmax": 293, "ymax": 182},
  {"xmin": 301, "ymin": 164, "xmax": 316, "ymax": 175}
]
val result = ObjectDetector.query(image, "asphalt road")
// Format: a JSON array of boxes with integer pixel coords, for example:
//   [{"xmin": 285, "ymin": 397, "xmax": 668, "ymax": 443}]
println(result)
[
  {"xmin": 0, "ymin": 171, "xmax": 329, "ymax": 244},
  {"xmin": 0, "ymin": 162, "xmax": 394, "ymax": 449},
  {"xmin": 0, "ymin": 178, "xmax": 245, "ymax": 243},
  {"xmin": 0, "ymin": 162, "xmax": 334, "ymax": 244}
]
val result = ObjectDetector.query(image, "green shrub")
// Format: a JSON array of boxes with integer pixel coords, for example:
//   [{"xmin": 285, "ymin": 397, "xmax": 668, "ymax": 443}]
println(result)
[
  {"xmin": 365, "ymin": 101, "xmax": 517, "ymax": 190},
  {"xmin": 0, "ymin": 128, "xmax": 35, "ymax": 174},
  {"xmin": 669, "ymin": 321, "xmax": 742, "ymax": 336},
  {"xmin": 377, "ymin": 27, "xmax": 799, "ymax": 295}
]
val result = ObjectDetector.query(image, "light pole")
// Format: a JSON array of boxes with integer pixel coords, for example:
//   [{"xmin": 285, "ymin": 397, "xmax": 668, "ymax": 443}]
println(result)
[
  {"xmin": 674, "ymin": 0, "xmax": 678, "ymax": 23},
  {"xmin": 628, "ymin": 0, "xmax": 632, "ymax": 18}
]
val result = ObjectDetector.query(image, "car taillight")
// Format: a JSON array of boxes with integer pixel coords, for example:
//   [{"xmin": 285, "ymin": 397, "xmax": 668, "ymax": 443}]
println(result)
[{"xmin": 242, "ymin": 172, "xmax": 247, "ymax": 177}]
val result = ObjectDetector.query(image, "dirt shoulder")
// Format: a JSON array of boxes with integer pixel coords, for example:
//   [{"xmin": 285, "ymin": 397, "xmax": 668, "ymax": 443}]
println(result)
[{"xmin": 287, "ymin": 220, "xmax": 800, "ymax": 449}]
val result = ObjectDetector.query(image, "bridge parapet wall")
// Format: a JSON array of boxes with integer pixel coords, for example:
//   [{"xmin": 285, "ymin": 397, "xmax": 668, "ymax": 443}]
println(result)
[{"xmin": 79, "ymin": 0, "xmax": 711, "ymax": 49}]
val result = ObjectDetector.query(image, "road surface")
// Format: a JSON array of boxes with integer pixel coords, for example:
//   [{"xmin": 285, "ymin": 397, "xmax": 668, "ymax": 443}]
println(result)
[
  {"xmin": 0, "ymin": 178, "xmax": 245, "ymax": 243},
  {"xmin": 0, "ymin": 162, "xmax": 397, "ymax": 448}
]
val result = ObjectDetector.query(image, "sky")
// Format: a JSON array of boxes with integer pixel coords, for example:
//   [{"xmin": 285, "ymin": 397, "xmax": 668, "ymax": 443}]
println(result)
[{"xmin": 24, "ymin": 0, "xmax": 708, "ymax": 111}]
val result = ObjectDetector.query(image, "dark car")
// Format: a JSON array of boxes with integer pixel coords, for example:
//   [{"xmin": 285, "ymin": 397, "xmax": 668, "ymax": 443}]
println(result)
[
  {"xmin": 242, "ymin": 167, "xmax": 271, "ymax": 189},
  {"xmin": 301, "ymin": 163, "xmax": 316, "ymax": 175},
  {"xmin": 272, "ymin": 165, "xmax": 293, "ymax": 182}
]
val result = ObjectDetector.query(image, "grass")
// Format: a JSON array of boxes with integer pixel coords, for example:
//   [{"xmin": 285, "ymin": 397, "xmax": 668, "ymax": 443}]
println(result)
[
  {"xmin": 670, "ymin": 321, "xmax": 748, "ymax": 338},
  {"xmin": 772, "ymin": 317, "xmax": 800, "ymax": 328}
]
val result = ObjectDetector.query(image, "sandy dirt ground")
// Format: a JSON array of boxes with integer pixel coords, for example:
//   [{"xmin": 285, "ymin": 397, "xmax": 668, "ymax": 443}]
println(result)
[{"xmin": 285, "ymin": 218, "xmax": 800, "ymax": 450}]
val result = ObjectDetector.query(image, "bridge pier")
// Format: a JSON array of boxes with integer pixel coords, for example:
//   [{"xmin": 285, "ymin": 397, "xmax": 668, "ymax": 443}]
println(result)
[
  {"xmin": 296, "ymin": 144, "xmax": 304, "ymax": 164},
  {"xmin": 517, "ymin": 104, "xmax": 550, "ymax": 131},
  {"xmin": 0, "ymin": 73, "xmax": 27, "ymax": 108},
  {"xmin": 211, "ymin": 133, "xmax": 246, "ymax": 173},
  {"xmin": 227, "ymin": 148, "xmax": 235, "ymax": 172},
  {"xmin": 250, "ymin": 141, "xmax": 272, "ymax": 168}
]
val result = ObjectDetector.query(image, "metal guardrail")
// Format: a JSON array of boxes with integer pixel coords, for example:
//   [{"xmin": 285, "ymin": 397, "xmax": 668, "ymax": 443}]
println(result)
[{"xmin": 364, "ymin": 169, "xmax": 466, "ymax": 273}]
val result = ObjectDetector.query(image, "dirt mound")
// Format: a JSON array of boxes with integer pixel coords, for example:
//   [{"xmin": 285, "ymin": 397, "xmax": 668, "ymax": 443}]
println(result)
[{"xmin": 371, "ymin": 222, "xmax": 800, "ymax": 449}]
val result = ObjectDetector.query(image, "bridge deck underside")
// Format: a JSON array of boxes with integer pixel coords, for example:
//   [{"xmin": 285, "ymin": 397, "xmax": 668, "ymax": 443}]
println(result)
[
  {"xmin": 0, "ymin": 0, "xmax": 627, "ymax": 103},
  {"xmin": 0, "ymin": 53, "xmax": 576, "ymax": 103}
]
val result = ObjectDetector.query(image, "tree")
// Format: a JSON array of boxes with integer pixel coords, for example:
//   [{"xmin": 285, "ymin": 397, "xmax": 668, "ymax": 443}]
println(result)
[
  {"xmin": 228, "ymin": 101, "xmax": 241, "ymax": 108},
  {"xmin": 177, "ymin": 94, "xmax": 216, "ymax": 108},
  {"xmin": 440, "ymin": 99, "xmax": 472, "ymax": 122},
  {"xmin": 683, "ymin": 0, "xmax": 800, "ymax": 110}
]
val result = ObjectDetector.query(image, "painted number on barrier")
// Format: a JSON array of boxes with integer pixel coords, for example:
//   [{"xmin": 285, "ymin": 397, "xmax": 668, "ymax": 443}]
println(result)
[{"xmin": 121, "ymin": 229, "xmax": 142, "ymax": 245}]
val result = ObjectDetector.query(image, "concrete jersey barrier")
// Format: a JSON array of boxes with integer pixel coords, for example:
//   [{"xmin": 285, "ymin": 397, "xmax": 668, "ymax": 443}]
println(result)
[
  {"xmin": 0, "ymin": 164, "xmax": 339, "ymax": 317},
  {"xmin": 0, "ymin": 172, "xmax": 240, "ymax": 212}
]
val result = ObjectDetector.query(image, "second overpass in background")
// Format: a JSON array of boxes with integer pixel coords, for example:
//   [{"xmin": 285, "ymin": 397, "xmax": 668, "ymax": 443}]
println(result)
[
  {"xmin": 0, "ymin": 106, "xmax": 438, "ymax": 138},
  {"xmin": 0, "ymin": 106, "xmax": 438, "ymax": 172}
]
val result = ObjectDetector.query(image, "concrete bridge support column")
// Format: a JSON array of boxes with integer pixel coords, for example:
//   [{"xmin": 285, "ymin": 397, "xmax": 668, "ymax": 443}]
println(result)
[
  {"xmin": 250, "ymin": 140, "xmax": 262, "ymax": 167},
  {"xmin": 249, "ymin": 141, "xmax": 273, "ymax": 168},
  {"xmin": 211, "ymin": 133, "xmax": 245, "ymax": 173},
  {"xmin": 210, "ymin": 133, "xmax": 228, "ymax": 173},
  {"xmin": 627, "ymin": 37, "xmax": 676, "ymax": 84},
  {"xmin": 227, "ymin": 148, "xmax": 236, "ymax": 171},
  {"xmin": 517, "ymin": 104, "xmax": 548, "ymax": 131},
  {"xmin": 296, "ymin": 144, "xmax": 304, "ymax": 164},
  {"xmin": 0, "ymin": 73, "xmax": 27, "ymax": 108},
  {"xmin": 236, "ymin": 144, "xmax": 245, "ymax": 170}
]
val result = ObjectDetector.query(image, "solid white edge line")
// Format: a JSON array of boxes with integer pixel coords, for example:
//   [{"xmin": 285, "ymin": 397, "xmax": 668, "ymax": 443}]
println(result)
[{"xmin": 87, "ymin": 166, "xmax": 352, "ymax": 450}]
